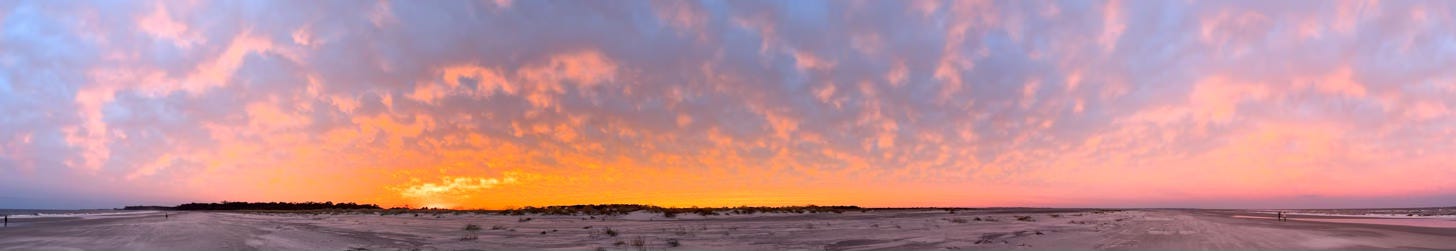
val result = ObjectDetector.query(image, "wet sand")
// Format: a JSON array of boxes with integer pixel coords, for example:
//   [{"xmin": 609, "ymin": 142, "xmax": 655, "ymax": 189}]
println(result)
[{"xmin": 1, "ymin": 209, "xmax": 1453, "ymax": 250}]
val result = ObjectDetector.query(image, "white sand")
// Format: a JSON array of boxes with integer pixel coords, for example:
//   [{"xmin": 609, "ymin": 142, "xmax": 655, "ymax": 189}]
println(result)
[
  {"xmin": 2, "ymin": 209, "xmax": 1454, "ymax": 250},
  {"xmin": 1290, "ymin": 218, "xmax": 1456, "ymax": 228}
]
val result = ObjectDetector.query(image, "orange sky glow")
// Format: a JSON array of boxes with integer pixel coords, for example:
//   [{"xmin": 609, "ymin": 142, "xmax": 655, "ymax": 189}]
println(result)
[{"xmin": 3, "ymin": 0, "xmax": 1456, "ymax": 209}]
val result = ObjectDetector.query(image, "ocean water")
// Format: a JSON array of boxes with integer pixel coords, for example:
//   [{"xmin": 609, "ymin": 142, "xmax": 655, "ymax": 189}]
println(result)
[{"xmin": 0, "ymin": 209, "xmax": 152, "ymax": 218}]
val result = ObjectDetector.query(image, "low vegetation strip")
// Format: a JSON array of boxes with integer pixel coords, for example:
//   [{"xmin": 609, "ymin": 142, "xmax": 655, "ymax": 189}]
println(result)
[{"xmin": 125, "ymin": 201, "xmax": 382, "ymax": 211}]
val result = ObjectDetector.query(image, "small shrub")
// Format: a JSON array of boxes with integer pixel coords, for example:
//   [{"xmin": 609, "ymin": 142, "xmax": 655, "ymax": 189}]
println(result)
[
  {"xmin": 630, "ymin": 236, "xmax": 646, "ymax": 247},
  {"xmin": 604, "ymin": 227, "xmax": 619, "ymax": 237},
  {"xmin": 614, "ymin": 240, "xmax": 626, "ymax": 246},
  {"xmin": 461, "ymin": 224, "xmax": 482, "ymax": 240},
  {"xmin": 950, "ymin": 218, "xmax": 969, "ymax": 223},
  {"xmin": 666, "ymin": 238, "xmax": 681, "ymax": 247},
  {"xmin": 491, "ymin": 225, "xmax": 508, "ymax": 230},
  {"xmin": 1016, "ymin": 215, "xmax": 1035, "ymax": 222},
  {"xmin": 1050, "ymin": 214, "xmax": 1062, "ymax": 218}
]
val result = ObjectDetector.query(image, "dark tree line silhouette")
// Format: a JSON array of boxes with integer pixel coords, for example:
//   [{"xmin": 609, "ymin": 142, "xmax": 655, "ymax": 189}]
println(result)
[
  {"xmin": 499, "ymin": 204, "xmax": 863, "ymax": 217},
  {"xmin": 124, "ymin": 202, "xmax": 869, "ymax": 216},
  {"xmin": 171, "ymin": 201, "xmax": 381, "ymax": 210}
]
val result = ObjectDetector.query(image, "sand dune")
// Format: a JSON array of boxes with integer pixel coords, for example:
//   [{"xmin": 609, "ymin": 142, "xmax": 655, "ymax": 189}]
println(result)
[{"xmin": 1, "ymin": 209, "xmax": 1453, "ymax": 250}]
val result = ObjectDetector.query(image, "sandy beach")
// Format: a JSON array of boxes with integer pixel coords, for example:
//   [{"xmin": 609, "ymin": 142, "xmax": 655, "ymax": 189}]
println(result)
[{"xmin": 2, "ymin": 209, "xmax": 1453, "ymax": 250}]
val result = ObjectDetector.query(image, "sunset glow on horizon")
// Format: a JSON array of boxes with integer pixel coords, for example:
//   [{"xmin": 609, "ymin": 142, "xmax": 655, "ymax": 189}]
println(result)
[{"xmin": 3, "ymin": 0, "xmax": 1456, "ymax": 210}]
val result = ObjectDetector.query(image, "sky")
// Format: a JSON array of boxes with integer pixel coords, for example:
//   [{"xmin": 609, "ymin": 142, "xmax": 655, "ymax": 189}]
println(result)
[{"xmin": 2, "ymin": 0, "xmax": 1456, "ymax": 210}]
